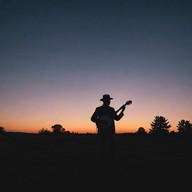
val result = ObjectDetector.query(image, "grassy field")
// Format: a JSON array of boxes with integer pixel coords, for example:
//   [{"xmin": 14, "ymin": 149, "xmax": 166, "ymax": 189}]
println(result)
[{"xmin": 0, "ymin": 133, "xmax": 192, "ymax": 189}]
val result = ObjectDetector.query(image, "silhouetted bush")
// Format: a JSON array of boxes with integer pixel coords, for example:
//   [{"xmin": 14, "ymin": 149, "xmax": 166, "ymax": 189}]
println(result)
[
  {"xmin": 0, "ymin": 126, "xmax": 5, "ymax": 134},
  {"xmin": 38, "ymin": 128, "xmax": 51, "ymax": 135},
  {"xmin": 135, "ymin": 127, "xmax": 147, "ymax": 135}
]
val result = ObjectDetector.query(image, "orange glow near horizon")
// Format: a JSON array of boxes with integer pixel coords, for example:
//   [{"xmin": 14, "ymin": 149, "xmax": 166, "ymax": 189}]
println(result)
[
  {"xmin": 1, "ymin": 112, "xmax": 183, "ymax": 134},
  {"xmin": 1, "ymin": 85, "xmax": 192, "ymax": 134}
]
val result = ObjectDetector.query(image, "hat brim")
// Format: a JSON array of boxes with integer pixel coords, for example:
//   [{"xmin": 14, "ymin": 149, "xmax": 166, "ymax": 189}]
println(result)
[{"xmin": 100, "ymin": 98, "xmax": 113, "ymax": 101}]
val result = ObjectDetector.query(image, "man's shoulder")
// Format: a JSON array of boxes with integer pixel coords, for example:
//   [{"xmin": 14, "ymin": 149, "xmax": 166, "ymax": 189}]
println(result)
[
  {"xmin": 95, "ymin": 106, "xmax": 102, "ymax": 110},
  {"xmin": 97, "ymin": 105, "xmax": 114, "ymax": 110}
]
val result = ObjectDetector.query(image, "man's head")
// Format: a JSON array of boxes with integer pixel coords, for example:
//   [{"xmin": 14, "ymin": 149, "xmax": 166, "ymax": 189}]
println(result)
[{"xmin": 100, "ymin": 94, "xmax": 113, "ymax": 105}]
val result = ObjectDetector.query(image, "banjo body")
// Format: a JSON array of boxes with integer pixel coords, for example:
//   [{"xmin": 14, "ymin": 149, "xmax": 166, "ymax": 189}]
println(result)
[{"xmin": 97, "ymin": 115, "xmax": 113, "ymax": 129}]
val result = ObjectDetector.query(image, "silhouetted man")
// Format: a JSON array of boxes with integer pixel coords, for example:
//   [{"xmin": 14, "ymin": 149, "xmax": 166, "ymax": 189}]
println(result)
[{"xmin": 91, "ymin": 94, "xmax": 125, "ymax": 159}]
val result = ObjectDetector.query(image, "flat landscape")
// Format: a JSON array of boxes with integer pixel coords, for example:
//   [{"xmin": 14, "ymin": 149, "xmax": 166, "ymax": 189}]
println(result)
[{"xmin": 1, "ymin": 133, "xmax": 192, "ymax": 189}]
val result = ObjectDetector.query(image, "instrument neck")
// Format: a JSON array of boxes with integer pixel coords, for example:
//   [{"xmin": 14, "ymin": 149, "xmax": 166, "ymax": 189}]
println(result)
[{"xmin": 116, "ymin": 104, "xmax": 125, "ymax": 113}]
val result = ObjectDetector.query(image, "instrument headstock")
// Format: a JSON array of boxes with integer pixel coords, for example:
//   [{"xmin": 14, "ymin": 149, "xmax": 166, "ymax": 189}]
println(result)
[{"xmin": 125, "ymin": 100, "xmax": 132, "ymax": 106}]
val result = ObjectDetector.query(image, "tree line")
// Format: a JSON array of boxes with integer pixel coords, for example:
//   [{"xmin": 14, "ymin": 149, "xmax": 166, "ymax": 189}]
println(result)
[
  {"xmin": 0, "ymin": 115, "xmax": 192, "ymax": 136},
  {"xmin": 136, "ymin": 116, "xmax": 192, "ymax": 136}
]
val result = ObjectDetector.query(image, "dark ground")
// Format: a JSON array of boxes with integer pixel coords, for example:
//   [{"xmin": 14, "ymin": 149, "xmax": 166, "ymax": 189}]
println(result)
[{"xmin": 0, "ymin": 133, "xmax": 192, "ymax": 189}]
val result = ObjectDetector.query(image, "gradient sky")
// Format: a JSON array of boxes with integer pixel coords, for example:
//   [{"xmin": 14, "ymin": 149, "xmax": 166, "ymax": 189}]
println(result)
[{"xmin": 1, "ymin": 0, "xmax": 192, "ymax": 134}]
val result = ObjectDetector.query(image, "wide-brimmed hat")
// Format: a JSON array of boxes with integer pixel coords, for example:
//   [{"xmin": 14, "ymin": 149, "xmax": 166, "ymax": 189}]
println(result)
[{"xmin": 100, "ymin": 94, "xmax": 113, "ymax": 101}]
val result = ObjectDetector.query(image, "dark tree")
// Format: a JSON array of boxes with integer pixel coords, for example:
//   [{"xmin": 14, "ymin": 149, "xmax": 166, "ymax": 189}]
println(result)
[
  {"xmin": 51, "ymin": 124, "xmax": 65, "ymax": 134},
  {"xmin": 0, "ymin": 126, "xmax": 5, "ymax": 134},
  {"xmin": 149, "ymin": 116, "xmax": 171, "ymax": 135},
  {"xmin": 177, "ymin": 120, "xmax": 192, "ymax": 135}
]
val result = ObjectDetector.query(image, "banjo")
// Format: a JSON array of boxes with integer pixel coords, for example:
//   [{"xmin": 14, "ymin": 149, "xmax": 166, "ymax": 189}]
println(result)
[{"xmin": 97, "ymin": 100, "xmax": 132, "ymax": 129}]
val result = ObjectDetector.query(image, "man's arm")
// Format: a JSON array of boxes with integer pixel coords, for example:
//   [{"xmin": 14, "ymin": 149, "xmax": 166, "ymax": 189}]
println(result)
[
  {"xmin": 91, "ymin": 108, "xmax": 98, "ymax": 123},
  {"xmin": 113, "ymin": 105, "xmax": 125, "ymax": 121}
]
